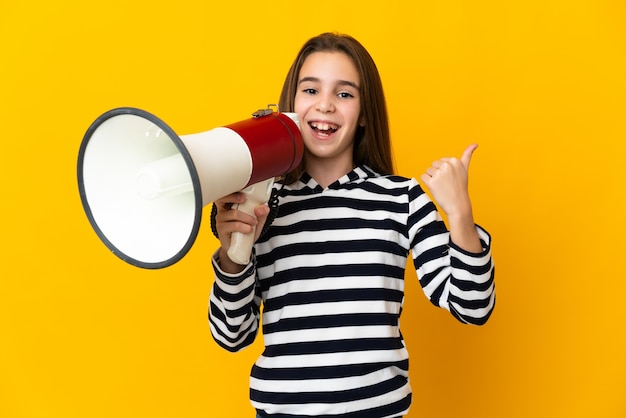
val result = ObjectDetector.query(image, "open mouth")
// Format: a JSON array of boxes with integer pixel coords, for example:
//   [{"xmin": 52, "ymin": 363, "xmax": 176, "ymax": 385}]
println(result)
[{"xmin": 309, "ymin": 121, "xmax": 339, "ymax": 135}]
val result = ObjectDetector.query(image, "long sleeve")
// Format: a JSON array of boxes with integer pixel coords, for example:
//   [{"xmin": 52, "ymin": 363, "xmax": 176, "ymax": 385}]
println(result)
[
  {"xmin": 208, "ymin": 250, "xmax": 262, "ymax": 352},
  {"xmin": 409, "ymin": 180, "xmax": 496, "ymax": 325}
]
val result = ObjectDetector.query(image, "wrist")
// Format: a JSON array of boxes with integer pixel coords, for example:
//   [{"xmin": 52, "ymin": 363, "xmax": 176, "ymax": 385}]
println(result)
[
  {"xmin": 445, "ymin": 203, "xmax": 474, "ymax": 227},
  {"xmin": 218, "ymin": 247, "xmax": 246, "ymax": 274},
  {"xmin": 447, "ymin": 212, "xmax": 483, "ymax": 253}
]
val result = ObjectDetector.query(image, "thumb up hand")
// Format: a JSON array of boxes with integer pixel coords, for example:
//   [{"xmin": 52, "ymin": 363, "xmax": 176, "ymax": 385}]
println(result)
[{"xmin": 420, "ymin": 144, "xmax": 478, "ymax": 219}]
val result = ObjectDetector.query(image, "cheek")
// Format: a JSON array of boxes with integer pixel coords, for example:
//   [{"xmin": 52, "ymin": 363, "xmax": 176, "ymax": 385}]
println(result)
[{"xmin": 293, "ymin": 95, "xmax": 307, "ymax": 114}]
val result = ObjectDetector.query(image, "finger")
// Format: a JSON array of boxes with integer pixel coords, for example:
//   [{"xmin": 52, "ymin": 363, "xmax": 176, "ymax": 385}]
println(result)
[
  {"xmin": 215, "ymin": 206, "xmax": 259, "ymax": 231},
  {"xmin": 216, "ymin": 192, "xmax": 246, "ymax": 210},
  {"xmin": 254, "ymin": 204, "xmax": 270, "ymax": 220},
  {"xmin": 215, "ymin": 214, "xmax": 256, "ymax": 239},
  {"xmin": 460, "ymin": 144, "xmax": 478, "ymax": 169},
  {"xmin": 431, "ymin": 160, "xmax": 444, "ymax": 168},
  {"xmin": 253, "ymin": 205, "xmax": 271, "ymax": 240},
  {"xmin": 425, "ymin": 167, "xmax": 439, "ymax": 178}
]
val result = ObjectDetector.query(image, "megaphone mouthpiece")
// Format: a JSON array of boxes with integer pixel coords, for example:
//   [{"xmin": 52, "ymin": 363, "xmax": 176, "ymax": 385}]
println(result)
[{"xmin": 135, "ymin": 153, "xmax": 194, "ymax": 200}]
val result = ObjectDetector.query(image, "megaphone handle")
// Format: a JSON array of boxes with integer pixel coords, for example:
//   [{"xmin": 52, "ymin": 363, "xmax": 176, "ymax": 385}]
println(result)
[{"xmin": 227, "ymin": 178, "xmax": 275, "ymax": 265}]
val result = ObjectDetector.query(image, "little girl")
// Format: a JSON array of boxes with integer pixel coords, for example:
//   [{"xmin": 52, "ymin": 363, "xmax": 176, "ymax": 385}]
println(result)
[{"xmin": 209, "ymin": 32, "xmax": 495, "ymax": 418}]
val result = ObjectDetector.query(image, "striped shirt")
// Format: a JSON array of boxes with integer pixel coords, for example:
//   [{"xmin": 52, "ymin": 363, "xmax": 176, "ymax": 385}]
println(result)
[{"xmin": 209, "ymin": 165, "xmax": 495, "ymax": 418}]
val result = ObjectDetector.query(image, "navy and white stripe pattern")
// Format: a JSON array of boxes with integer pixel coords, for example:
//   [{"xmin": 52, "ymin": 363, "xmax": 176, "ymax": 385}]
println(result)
[{"xmin": 209, "ymin": 166, "xmax": 495, "ymax": 418}]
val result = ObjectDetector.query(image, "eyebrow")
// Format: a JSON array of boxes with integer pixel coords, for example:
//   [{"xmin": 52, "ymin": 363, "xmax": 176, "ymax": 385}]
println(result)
[{"xmin": 298, "ymin": 76, "xmax": 360, "ymax": 90}]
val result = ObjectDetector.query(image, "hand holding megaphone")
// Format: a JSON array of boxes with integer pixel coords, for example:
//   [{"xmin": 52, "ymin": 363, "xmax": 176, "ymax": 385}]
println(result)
[
  {"xmin": 228, "ymin": 178, "xmax": 274, "ymax": 265},
  {"xmin": 212, "ymin": 178, "xmax": 274, "ymax": 270}
]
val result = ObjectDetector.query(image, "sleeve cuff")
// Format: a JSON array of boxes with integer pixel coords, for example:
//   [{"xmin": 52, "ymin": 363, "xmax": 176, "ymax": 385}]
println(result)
[{"xmin": 449, "ymin": 224, "xmax": 492, "ymax": 258}]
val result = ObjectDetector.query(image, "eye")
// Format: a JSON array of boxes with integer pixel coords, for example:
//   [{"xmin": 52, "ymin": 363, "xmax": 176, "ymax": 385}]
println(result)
[
  {"xmin": 338, "ymin": 91, "xmax": 354, "ymax": 99},
  {"xmin": 302, "ymin": 88, "xmax": 318, "ymax": 95}
]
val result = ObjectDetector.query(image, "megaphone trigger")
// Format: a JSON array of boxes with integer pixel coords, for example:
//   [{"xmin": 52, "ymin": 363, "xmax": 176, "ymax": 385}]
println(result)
[{"xmin": 227, "ymin": 177, "xmax": 275, "ymax": 265}]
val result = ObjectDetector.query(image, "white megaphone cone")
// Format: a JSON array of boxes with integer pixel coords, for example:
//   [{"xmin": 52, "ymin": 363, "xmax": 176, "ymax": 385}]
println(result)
[{"xmin": 77, "ymin": 106, "xmax": 303, "ymax": 269}]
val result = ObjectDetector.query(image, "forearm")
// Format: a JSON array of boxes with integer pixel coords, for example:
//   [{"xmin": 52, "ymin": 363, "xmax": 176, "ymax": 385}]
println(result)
[
  {"xmin": 209, "ymin": 250, "xmax": 261, "ymax": 351},
  {"xmin": 447, "ymin": 208, "xmax": 483, "ymax": 253},
  {"xmin": 413, "ymin": 215, "xmax": 495, "ymax": 325},
  {"xmin": 447, "ymin": 225, "xmax": 496, "ymax": 325}
]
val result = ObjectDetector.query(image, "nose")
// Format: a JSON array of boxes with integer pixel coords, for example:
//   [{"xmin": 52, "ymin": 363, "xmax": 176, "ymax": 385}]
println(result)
[{"xmin": 315, "ymin": 93, "xmax": 335, "ymax": 113}]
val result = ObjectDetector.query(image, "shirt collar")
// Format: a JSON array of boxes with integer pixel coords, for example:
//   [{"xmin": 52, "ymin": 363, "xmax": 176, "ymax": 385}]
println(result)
[{"xmin": 297, "ymin": 165, "xmax": 378, "ymax": 192}]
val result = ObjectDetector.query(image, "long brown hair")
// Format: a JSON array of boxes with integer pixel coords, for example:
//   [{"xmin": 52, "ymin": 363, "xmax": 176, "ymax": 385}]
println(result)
[{"xmin": 279, "ymin": 33, "xmax": 395, "ymax": 184}]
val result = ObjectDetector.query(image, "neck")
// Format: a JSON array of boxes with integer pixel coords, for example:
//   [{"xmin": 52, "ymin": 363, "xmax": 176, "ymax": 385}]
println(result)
[{"xmin": 305, "ymin": 154, "xmax": 354, "ymax": 189}]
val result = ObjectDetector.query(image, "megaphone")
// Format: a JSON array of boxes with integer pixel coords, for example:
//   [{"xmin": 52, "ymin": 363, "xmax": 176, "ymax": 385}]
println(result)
[{"xmin": 77, "ymin": 106, "xmax": 303, "ymax": 269}]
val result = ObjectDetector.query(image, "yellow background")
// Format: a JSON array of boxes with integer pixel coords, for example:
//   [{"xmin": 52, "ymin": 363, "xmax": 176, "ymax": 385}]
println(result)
[{"xmin": 1, "ymin": 1, "xmax": 625, "ymax": 417}]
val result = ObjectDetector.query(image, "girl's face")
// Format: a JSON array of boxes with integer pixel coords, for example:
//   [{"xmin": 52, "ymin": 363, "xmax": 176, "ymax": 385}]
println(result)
[{"xmin": 294, "ymin": 51, "xmax": 363, "ymax": 169}]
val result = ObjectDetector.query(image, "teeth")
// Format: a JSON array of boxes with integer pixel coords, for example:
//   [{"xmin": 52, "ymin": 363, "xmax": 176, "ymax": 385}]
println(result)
[{"xmin": 311, "ymin": 122, "xmax": 338, "ymax": 131}]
